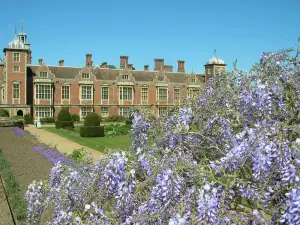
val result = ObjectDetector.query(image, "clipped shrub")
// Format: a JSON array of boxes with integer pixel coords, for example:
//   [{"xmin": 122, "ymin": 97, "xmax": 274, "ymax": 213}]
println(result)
[
  {"xmin": 56, "ymin": 109, "xmax": 73, "ymax": 129},
  {"xmin": 0, "ymin": 109, "xmax": 9, "ymax": 117},
  {"xmin": 24, "ymin": 114, "xmax": 34, "ymax": 124},
  {"xmin": 11, "ymin": 115, "xmax": 24, "ymax": 121},
  {"xmin": 57, "ymin": 109, "xmax": 72, "ymax": 121},
  {"xmin": 83, "ymin": 112, "xmax": 101, "ymax": 127},
  {"xmin": 104, "ymin": 115, "xmax": 126, "ymax": 122},
  {"xmin": 40, "ymin": 117, "xmax": 55, "ymax": 124},
  {"xmin": 71, "ymin": 114, "xmax": 80, "ymax": 122},
  {"xmin": 80, "ymin": 126, "xmax": 104, "ymax": 137}
]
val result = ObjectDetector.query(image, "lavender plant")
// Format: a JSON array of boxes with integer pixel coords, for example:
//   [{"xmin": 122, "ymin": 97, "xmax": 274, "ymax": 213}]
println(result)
[{"xmin": 25, "ymin": 40, "xmax": 300, "ymax": 225}]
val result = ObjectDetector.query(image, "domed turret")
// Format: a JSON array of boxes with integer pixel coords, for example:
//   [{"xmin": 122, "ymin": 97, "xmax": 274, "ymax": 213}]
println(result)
[
  {"xmin": 205, "ymin": 50, "xmax": 225, "ymax": 65},
  {"xmin": 7, "ymin": 36, "xmax": 26, "ymax": 49}
]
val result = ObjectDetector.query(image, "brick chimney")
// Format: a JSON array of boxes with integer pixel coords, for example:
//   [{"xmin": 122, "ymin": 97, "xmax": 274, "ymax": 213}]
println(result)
[
  {"xmin": 154, "ymin": 58, "xmax": 164, "ymax": 71},
  {"xmin": 85, "ymin": 54, "xmax": 93, "ymax": 67},
  {"xmin": 128, "ymin": 64, "xmax": 133, "ymax": 70},
  {"xmin": 59, "ymin": 60, "xmax": 64, "ymax": 66},
  {"xmin": 144, "ymin": 65, "xmax": 149, "ymax": 71},
  {"xmin": 120, "ymin": 56, "xmax": 129, "ymax": 69},
  {"xmin": 101, "ymin": 62, "xmax": 107, "ymax": 68},
  {"xmin": 164, "ymin": 65, "xmax": 173, "ymax": 72},
  {"xmin": 177, "ymin": 60, "xmax": 185, "ymax": 73},
  {"xmin": 38, "ymin": 59, "xmax": 43, "ymax": 66}
]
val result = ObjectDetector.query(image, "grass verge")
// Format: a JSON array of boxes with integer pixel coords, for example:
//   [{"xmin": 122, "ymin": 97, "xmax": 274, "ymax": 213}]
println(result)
[
  {"xmin": 0, "ymin": 148, "xmax": 27, "ymax": 224},
  {"xmin": 43, "ymin": 127, "xmax": 131, "ymax": 153}
]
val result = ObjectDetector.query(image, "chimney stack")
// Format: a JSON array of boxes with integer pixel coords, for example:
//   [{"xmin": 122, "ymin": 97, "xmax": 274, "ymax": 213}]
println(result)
[
  {"xmin": 101, "ymin": 62, "xmax": 107, "ymax": 68},
  {"xmin": 154, "ymin": 58, "xmax": 164, "ymax": 71},
  {"xmin": 120, "ymin": 56, "xmax": 129, "ymax": 69},
  {"xmin": 128, "ymin": 64, "xmax": 133, "ymax": 70},
  {"xmin": 144, "ymin": 65, "xmax": 149, "ymax": 71},
  {"xmin": 164, "ymin": 65, "xmax": 173, "ymax": 72},
  {"xmin": 59, "ymin": 60, "xmax": 64, "ymax": 66},
  {"xmin": 38, "ymin": 59, "xmax": 43, "ymax": 66},
  {"xmin": 85, "ymin": 53, "xmax": 93, "ymax": 67},
  {"xmin": 177, "ymin": 60, "xmax": 185, "ymax": 73}
]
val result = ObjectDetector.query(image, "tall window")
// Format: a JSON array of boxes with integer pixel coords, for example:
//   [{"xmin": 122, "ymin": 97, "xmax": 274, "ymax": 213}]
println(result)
[
  {"xmin": 119, "ymin": 87, "xmax": 133, "ymax": 100},
  {"xmin": 174, "ymin": 88, "xmax": 180, "ymax": 100},
  {"xmin": 191, "ymin": 78, "xmax": 196, "ymax": 83},
  {"xmin": 158, "ymin": 107, "xmax": 168, "ymax": 116},
  {"xmin": 157, "ymin": 88, "xmax": 168, "ymax": 101},
  {"xmin": 36, "ymin": 84, "xmax": 51, "ymax": 99},
  {"xmin": 62, "ymin": 85, "xmax": 70, "ymax": 100},
  {"xmin": 81, "ymin": 85, "xmax": 92, "ymax": 100},
  {"xmin": 13, "ymin": 83, "xmax": 20, "ymax": 98},
  {"xmin": 141, "ymin": 88, "xmax": 148, "ymax": 101},
  {"xmin": 13, "ymin": 66, "xmax": 20, "ymax": 72},
  {"xmin": 40, "ymin": 72, "xmax": 48, "ymax": 77},
  {"xmin": 120, "ymin": 107, "xmax": 131, "ymax": 117},
  {"xmin": 122, "ymin": 74, "xmax": 129, "ymax": 80},
  {"xmin": 81, "ymin": 107, "xmax": 93, "ymax": 119},
  {"xmin": 101, "ymin": 86, "xmax": 109, "ymax": 100},
  {"xmin": 101, "ymin": 107, "xmax": 108, "ymax": 117},
  {"xmin": 36, "ymin": 107, "xmax": 52, "ymax": 118},
  {"xmin": 13, "ymin": 53, "xmax": 20, "ymax": 62},
  {"xmin": 82, "ymin": 73, "xmax": 89, "ymax": 79}
]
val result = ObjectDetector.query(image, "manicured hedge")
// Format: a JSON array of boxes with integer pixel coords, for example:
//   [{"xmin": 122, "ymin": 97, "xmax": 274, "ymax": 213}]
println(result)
[
  {"xmin": 24, "ymin": 114, "xmax": 34, "ymax": 124},
  {"xmin": 84, "ymin": 112, "xmax": 101, "ymax": 126},
  {"xmin": 40, "ymin": 117, "xmax": 55, "ymax": 124},
  {"xmin": 0, "ymin": 109, "xmax": 9, "ymax": 117},
  {"xmin": 80, "ymin": 126, "xmax": 105, "ymax": 137},
  {"xmin": 55, "ymin": 121, "xmax": 74, "ymax": 129}
]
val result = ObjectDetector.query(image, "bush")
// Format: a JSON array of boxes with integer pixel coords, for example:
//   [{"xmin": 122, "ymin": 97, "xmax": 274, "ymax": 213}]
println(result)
[
  {"xmin": 0, "ymin": 109, "xmax": 9, "ymax": 117},
  {"xmin": 65, "ymin": 148, "xmax": 89, "ymax": 163},
  {"xmin": 55, "ymin": 121, "xmax": 74, "ymax": 130},
  {"xmin": 104, "ymin": 115, "xmax": 126, "ymax": 122},
  {"xmin": 24, "ymin": 114, "xmax": 34, "ymax": 124},
  {"xmin": 80, "ymin": 126, "xmax": 104, "ymax": 137},
  {"xmin": 104, "ymin": 124, "xmax": 131, "ymax": 136},
  {"xmin": 71, "ymin": 114, "xmax": 80, "ymax": 122},
  {"xmin": 11, "ymin": 115, "xmax": 24, "ymax": 121},
  {"xmin": 40, "ymin": 117, "xmax": 55, "ymax": 124},
  {"xmin": 57, "ymin": 109, "xmax": 72, "ymax": 122},
  {"xmin": 125, "ymin": 118, "xmax": 133, "ymax": 125},
  {"xmin": 84, "ymin": 112, "xmax": 101, "ymax": 127}
]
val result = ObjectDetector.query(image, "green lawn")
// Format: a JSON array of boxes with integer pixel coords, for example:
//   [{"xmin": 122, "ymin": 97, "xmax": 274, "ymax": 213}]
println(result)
[{"xmin": 43, "ymin": 127, "xmax": 131, "ymax": 153}]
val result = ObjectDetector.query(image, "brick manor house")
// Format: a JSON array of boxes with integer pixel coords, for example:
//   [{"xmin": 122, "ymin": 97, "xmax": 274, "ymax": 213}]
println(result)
[{"xmin": 0, "ymin": 27, "xmax": 226, "ymax": 121}]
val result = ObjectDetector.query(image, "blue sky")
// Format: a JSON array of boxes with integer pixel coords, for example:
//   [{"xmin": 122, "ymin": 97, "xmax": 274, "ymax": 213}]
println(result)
[{"xmin": 0, "ymin": 0, "xmax": 299, "ymax": 73}]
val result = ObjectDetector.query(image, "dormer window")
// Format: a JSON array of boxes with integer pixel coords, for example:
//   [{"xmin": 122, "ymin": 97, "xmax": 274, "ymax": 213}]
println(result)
[
  {"xmin": 191, "ymin": 78, "xmax": 196, "ymax": 83},
  {"xmin": 82, "ymin": 73, "xmax": 90, "ymax": 79},
  {"xmin": 40, "ymin": 72, "xmax": 48, "ymax": 77},
  {"xmin": 122, "ymin": 74, "xmax": 129, "ymax": 80}
]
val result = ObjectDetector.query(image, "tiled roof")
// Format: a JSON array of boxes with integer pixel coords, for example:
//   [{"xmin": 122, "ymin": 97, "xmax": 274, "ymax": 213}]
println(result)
[{"xmin": 27, "ymin": 65, "xmax": 206, "ymax": 84}]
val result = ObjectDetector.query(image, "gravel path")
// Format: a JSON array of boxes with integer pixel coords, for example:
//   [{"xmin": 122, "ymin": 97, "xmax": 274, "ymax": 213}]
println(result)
[{"xmin": 25, "ymin": 125, "xmax": 103, "ymax": 161}]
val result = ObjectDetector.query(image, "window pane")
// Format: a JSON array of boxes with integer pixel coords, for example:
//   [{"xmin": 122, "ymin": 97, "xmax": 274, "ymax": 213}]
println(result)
[{"xmin": 101, "ymin": 87, "xmax": 108, "ymax": 100}]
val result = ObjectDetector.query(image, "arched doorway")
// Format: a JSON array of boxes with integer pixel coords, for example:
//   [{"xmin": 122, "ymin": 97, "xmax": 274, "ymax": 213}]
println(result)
[{"xmin": 17, "ymin": 110, "xmax": 23, "ymax": 117}]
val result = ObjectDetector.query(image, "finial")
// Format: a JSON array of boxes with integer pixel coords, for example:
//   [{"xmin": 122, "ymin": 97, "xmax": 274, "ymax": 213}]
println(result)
[
  {"xmin": 21, "ymin": 20, "xmax": 24, "ymax": 31},
  {"xmin": 214, "ymin": 49, "xmax": 216, "ymax": 56},
  {"xmin": 14, "ymin": 25, "xmax": 17, "ymax": 35}
]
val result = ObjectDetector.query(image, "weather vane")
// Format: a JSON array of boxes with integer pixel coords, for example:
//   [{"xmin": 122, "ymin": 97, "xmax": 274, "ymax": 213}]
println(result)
[
  {"xmin": 14, "ymin": 25, "xmax": 17, "ymax": 35},
  {"xmin": 21, "ymin": 20, "xmax": 24, "ymax": 31},
  {"xmin": 214, "ymin": 49, "xmax": 216, "ymax": 56}
]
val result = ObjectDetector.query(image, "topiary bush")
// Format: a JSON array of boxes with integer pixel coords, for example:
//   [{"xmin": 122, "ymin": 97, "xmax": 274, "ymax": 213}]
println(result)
[
  {"xmin": 24, "ymin": 114, "xmax": 34, "ymax": 124},
  {"xmin": 55, "ymin": 109, "xmax": 73, "ymax": 129},
  {"xmin": 40, "ymin": 117, "xmax": 55, "ymax": 124},
  {"xmin": 80, "ymin": 112, "xmax": 104, "ymax": 137},
  {"xmin": 0, "ymin": 109, "xmax": 9, "ymax": 117},
  {"xmin": 83, "ymin": 112, "xmax": 101, "ymax": 127}
]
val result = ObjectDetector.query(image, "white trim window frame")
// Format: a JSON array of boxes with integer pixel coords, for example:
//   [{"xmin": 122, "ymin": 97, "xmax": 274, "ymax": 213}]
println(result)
[
  {"xmin": 13, "ymin": 83, "xmax": 20, "ymax": 99},
  {"xmin": 13, "ymin": 66, "xmax": 20, "ymax": 72},
  {"xmin": 35, "ymin": 107, "xmax": 53, "ymax": 118},
  {"xmin": 62, "ymin": 85, "xmax": 70, "ymax": 100},
  {"xmin": 158, "ymin": 107, "xmax": 168, "ymax": 116},
  {"xmin": 40, "ymin": 72, "xmax": 48, "ymax": 78},
  {"xmin": 157, "ymin": 87, "xmax": 168, "ymax": 101},
  {"xmin": 101, "ymin": 86, "xmax": 109, "ymax": 100},
  {"xmin": 141, "ymin": 87, "xmax": 148, "ymax": 101},
  {"xmin": 101, "ymin": 107, "xmax": 109, "ymax": 117},
  {"xmin": 80, "ymin": 85, "xmax": 92, "ymax": 100},
  {"xmin": 119, "ymin": 86, "xmax": 133, "ymax": 100},
  {"xmin": 81, "ymin": 72, "xmax": 90, "ymax": 79},
  {"xmin": 174, "ymin": 88, "xmax": 180, "ymax": 100},
  {"xmin": 188, "ymin": 88, "xmax": 200, "ymax": 98},
  {"xmin": 120, "ymin": 107, "xmax": 131, "ymax": 117},
  {"xmin": 13, "ymin": 52, "xmax": 20, "ymax": 62},
  {"xmin": 36, "ymin": 84, "xmax": 51, "ymax": 100}
]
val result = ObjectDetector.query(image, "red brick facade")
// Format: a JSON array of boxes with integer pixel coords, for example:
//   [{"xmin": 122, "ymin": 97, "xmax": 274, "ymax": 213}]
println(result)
[{"xmin": 0, "ymin": 29, "xmax": 226, "ymax": 121}]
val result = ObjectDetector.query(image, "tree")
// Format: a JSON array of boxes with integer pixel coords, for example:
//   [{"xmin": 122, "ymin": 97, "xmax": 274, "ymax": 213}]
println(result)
[{"xmin": 25, "ymin": 39, "xmax": 300, "ymax": 225}]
